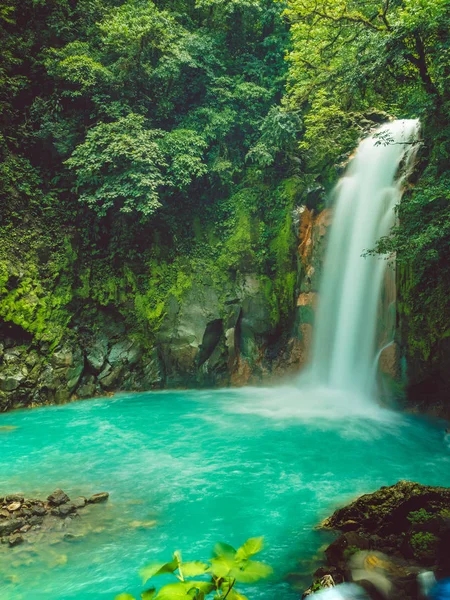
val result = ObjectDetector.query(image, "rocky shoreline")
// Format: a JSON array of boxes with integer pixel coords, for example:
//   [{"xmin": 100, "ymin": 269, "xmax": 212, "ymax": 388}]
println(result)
[
  {"xmin": 302, "ymin": 481, "xmax": 450, "ymax": 599},
  {"xmin": 0, "ymin": 489, "xmax": 109, "ymax": 548}
]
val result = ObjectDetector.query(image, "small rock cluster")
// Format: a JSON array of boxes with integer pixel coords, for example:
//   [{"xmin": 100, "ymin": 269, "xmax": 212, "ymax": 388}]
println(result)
[{"xmin": 0, "ymin": 489, "xmax": 109, "ymax": 547}]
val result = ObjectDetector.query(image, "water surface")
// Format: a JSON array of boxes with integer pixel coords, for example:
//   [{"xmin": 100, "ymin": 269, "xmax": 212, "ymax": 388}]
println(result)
[{"xmin": 0, "ymin": 387, "xmax": 449, "ymax": 600}]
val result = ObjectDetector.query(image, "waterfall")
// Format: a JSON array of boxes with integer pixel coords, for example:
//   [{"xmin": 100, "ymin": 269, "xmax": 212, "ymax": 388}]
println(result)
[{"xmin": 305, "ymin": 119, "xmax": 420, "ymax": 397}]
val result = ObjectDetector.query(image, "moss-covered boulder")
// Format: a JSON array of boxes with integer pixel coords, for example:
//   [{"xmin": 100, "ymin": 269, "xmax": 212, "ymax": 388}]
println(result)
[{"xmin": 304, "ymin": 481, "xmax": 450, "ymax": 600}]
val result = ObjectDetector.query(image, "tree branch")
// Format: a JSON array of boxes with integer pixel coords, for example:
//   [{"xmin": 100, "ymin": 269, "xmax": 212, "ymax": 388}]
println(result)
[
  {"xmin": 404, "ymin": 34, "xmax": 439, "ymax": 98},
  {"xmin": 380, "ymin": 0, "xmax": 392, "ymax": 30}
]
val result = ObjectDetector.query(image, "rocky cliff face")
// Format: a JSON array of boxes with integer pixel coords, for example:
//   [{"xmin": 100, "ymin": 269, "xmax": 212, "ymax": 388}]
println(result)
[
  {"xmin": 0, "ymin": 202, "xmax": 448, "ymax": 416},
  {"xmin": 0, "ymin": 201, "xmax": 329, "ymax": 410},
  {"xmin": 0, "ymin": 275, "xmax": 290, "ymax": 410}
]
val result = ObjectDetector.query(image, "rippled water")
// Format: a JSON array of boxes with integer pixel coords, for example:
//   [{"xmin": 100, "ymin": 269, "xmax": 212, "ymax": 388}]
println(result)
[{"xmin": 0, "ymin": 388, "xmax": 449, "ymax": 600}]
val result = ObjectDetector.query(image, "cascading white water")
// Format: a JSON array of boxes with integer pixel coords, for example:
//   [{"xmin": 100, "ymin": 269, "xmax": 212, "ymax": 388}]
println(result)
[{"xmin": 306, "ymin": 119, "xmax": 420, "ymax": 397}]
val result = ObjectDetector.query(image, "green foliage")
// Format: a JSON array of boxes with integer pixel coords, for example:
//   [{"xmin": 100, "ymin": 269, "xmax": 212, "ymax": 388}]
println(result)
[
  {"xmin": 373, "ymin": 171, "xmax": 450, "ymax": 364},
  {"xmin": 159, "ymin": 130, "xmax": 208, "ymax": 189},
  {"xmin": 65, "ymin": 114, "xmax": 166, "ymax": 216},
  {"xmin": 0, "ymin": 236, "xmax": 76, "ymax": 343},
  {"xmin": 45, "ymin": 42, "xmax": 112, "ymax": 97},
  {"xmin": 407, "ymin": 509, "xmax": 433, "ymax": 525},
  {"xmin": 246, "ymin": 106, "xmax": 302, "ymax": 168},
  {"xmin": 410, "ymin": 532, "xmax": 439, "ymax": 562},
  {"xmin": 118, "ymin": 538, "xmax": 272, "ymax": 600}
]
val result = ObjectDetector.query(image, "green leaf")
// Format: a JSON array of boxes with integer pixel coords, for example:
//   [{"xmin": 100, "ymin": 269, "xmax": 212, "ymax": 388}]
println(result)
[
  {"xmin": 180, "ymin": 562, "xmax": 209, "ymax": 577},
  {"xmin": 141, "ymin": 559, "xmax": 179, "ymax": 584},
  {"xmin": 210, "ymin": 556, "xmax": 234, "ymax": 579},
  {"xmin": 230, "ymin": 561, "xmax": 273, "ymax": 583},
  {"xmin": 142, "ymin": 590, "xmax": 157, "ymax": 600},
  {"xmin": 213, "ymin": 542, "xmax": 236, "ymax": 559},
  {"xmin": 155, "ymin": 582, "xmax": 191, "ymax": 600},
  {"xmin": 185, "ymin": 581, "xmax": 215, "ymax": 595},
  {"xmin": 115, "ymin": 595, "xmax": 136, "ymax": 600},
  {"xmin": 235, "ymin": 537, "xmax": 264, "ymax": 560}
]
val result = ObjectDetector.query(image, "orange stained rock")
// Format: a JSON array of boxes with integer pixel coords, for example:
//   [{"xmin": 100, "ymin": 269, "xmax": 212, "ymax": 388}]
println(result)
[
  {"xmin": 298, "ymin": 207, "xmax": 314, "ymax": 266},
  {"xmin": 296, "ymin": 292, "xmax": 318, "ymax": 309}
]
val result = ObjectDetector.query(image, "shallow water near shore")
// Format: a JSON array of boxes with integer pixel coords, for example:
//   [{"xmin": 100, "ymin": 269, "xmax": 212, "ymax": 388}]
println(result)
[{"xmin": 0, "ymin": 388, "xmax": 449, "ymax": 600}]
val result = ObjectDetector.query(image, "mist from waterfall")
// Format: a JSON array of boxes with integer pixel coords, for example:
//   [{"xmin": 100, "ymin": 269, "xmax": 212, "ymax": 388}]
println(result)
[{"xmin": 305, "ymin": 119, "xmax": 420, "ymax": 398}]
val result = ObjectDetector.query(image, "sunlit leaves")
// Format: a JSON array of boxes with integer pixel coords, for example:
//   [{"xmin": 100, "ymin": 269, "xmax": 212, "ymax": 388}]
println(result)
[
  {"xmin": 45, "ymin": 42, "xmax": 112, "ymax": 96},
  {"xmin": 235, "ymin": 537, "xmax": 264, "ymax": 560},
  {"xmin": 141, "ymin": 559, "xmax": 180, "ymax": 584},
  {"xmin": 122, "ymin": 538, "xmax": 272, "ymax": 600},
  {"xmin": 179, "ymin": 562, "xmax": 209, "ymax": 578},
  {"xmin": 99, "ymin": 1, "xmax": 182, "ymax": 58}
]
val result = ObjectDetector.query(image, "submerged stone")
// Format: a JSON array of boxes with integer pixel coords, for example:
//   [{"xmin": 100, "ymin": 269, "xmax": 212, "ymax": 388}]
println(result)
[
  {"xmin": 8, "ymin": 534, "xmax": 24, "ymax": 547},
  {"xmin": 87, "ymin": 492, "xmax": 109, "ymax": 504},
  {"xmin": 47, "ymin": 489, "xmax": 70, "ymax": 506}
]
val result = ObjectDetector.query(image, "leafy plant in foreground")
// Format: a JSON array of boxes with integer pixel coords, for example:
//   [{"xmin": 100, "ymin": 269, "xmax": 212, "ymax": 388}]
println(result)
[{"xmin": 116, "ymin": 537, "xmax": 272, "ymax": 600}]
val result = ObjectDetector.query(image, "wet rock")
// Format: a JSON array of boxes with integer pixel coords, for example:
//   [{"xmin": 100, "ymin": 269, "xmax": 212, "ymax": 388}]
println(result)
[
  {"xmin": 6, "ymin": 494, "xmax": 24, "ymax": 503},
  {"xmin": 32, "ymin": 504, "xmax": 46, "ymax": 516},
  {"xmin": 63, "ymin": 532, "xmax": 83, "ymax": 542},
  {"xmin": 325, "ymin": 532, "xmax": 370, "ymax": 568},
  {"xmin": 72, "ymin": 497, "xmax": 86, "ymax": 509},
  {"xmin": 76, "ymin": 375, "xmax": 97, "ymax": 399},
  {"xmin": 322, "ymin": 481, "xmax": 450, "ymax": 538},
  {"xmin": 141, "ymin": 349, "xmax": 164, "ymax": 388},
  {"xmin": 129, "ymin": 520, "xmax": 157, "ymax": 529},
  {"xmin": 108, "ymin": 339, "xmax": 142, "ymax": 367},
  {"xmin": 303, "ymin": 574, "xmax": 335, "ymax": 598},
  {"xmin": 47, "ymin": 489, "xmax": 70, "ymax": 506},
  {"xmin": 98, "ymin": 365, "xmax": 123, "ymax": 390},
  {"xmin": 363, "ymin": 109, "xmax": 391, "ymax": 124},
  {"xmin": 57, "ymin": 503, "xmax": 77, "ymax": 517},
  {"xmin": 0, "ymin": 372, "xmax": 25, "ymax": 392},
  {"xmin": 8, "ymin": 534, "xmax": 24, "ymax": 547},
  {"xmin": 7, "ymin": 502, "xmax": 21, "ymax": 512},
  {"xmin": 88, "ymin": 492, "xmax": 109, "ymax": 504},
  {"xmin": 50, "ymin": 346, "xmax": 73, "ymax": 368},
  {"xmin": 85, "ymin": 340, "xmax": 107, "ymax": 372},
  {"xmin": 0, "ymin": 519, "xmax": 24, "ymax": 536}
]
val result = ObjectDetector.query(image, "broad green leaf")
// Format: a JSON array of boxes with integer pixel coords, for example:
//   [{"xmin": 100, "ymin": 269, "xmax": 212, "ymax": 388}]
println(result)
[
  {"xmin": 155, "ymin": 582, "xmax": 191, "ymax": 600},
  {"xmin": 212, "ymin": 542, "xmax": 236, "ymax": 559},
  {"xmin": 141, "ymin": 559, "xmax": 178, "ymax": 584},
  {"xmin": 185, "ymin": 581, "xmax": 215, "ymax": 594},
  {"xmin": 230, "ymin": 561, "xmax": 273, "ymax": 583},
  {"xmin": 235, "ymin": 537, "xmax": 264, "ymax": 560},
  {"xmin": 180, "ymin": 562, "xmax": 209, "ymax": 577},
  {"xmin": 115, "ymin": 595, "xmax": 136, "ymax": 600},
  {"xmin": 210, "ymin": 556, "xmax": 234, "ymax": 578},
  {"xmin": 142, "ymin": 589, "xmax": 157, "ymax": 600}
]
